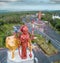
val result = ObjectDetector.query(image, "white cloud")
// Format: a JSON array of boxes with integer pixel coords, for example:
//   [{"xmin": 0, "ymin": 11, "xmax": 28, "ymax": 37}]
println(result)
[
  {"xmin": 8, "ymin": 0, "xmax": 18, "ymax": 2},
  {"xmin": 0, "ymin": 4, "xmax": 60, "ymax": 11},
  {"xmin": 0, "ymin": 2, "xmax": 8, "ymax": 5},
  {"xmin": 0, "ymin": 0, "xmax": 60, "ymax": 11},
  {"xmin": 0, "ymin": 0, "xmax": 21, "ymax": 2},
  {"xmin": 51, "ymin": 0, "xmax": 60, "ymax": 2}
]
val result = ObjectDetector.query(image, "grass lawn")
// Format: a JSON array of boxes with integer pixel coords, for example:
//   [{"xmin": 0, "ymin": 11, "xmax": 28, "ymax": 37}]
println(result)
[{"xmin": 33, "ymin": 34, "xmax": 58, "ymax": 56}]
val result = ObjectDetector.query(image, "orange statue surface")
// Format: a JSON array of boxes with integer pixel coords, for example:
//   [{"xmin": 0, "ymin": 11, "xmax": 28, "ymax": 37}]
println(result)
[{"xmin": 20, "ymin": 25, "xmax": 32, "ymax": 59}]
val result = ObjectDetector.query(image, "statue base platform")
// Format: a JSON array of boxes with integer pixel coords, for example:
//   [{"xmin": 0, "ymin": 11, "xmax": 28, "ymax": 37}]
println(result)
[{"xmin": 7, "ymin": 49, "xmax": 34, "ymax": 63}]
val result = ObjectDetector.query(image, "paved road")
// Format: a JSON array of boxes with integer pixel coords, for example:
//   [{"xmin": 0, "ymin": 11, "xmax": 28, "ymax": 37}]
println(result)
[
  {"xmin": 45, "ymin": 25, "xmax": 60, "ymax": 42},
  {"xmin": 49, "ymin": 52, "xmax": 60, "ymax": 62},
  {"xmin": 0, "ymin": 49, "xmax": 7, "ymax": 63},
  {"xmin": 44, "ymin": 25, "xmax": 60, "ymax": 50},
  {"xmin": 33, "ymin": 46, "xmax": 51, "ymax": 63}
]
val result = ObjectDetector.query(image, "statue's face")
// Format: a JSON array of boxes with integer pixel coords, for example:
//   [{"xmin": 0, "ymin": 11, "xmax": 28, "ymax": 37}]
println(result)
[
  {"xmin": 21, "ymin": 25, "xmax": 28, "ymax": 34},
  {"xmin": 23, "ymin": 30, "xmax": 28, "ymax": 34}
]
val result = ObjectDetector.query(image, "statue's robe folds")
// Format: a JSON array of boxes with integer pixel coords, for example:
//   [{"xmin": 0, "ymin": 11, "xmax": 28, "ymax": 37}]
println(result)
[{"xmin": 20, "ymin": 33, "xmax": 30, "ymax": 59}]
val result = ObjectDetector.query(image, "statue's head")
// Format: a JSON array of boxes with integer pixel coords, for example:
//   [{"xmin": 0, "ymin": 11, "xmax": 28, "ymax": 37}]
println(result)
[{"xmin": 21, "ymin": 25, "xmax": 28, "ymax": 34}]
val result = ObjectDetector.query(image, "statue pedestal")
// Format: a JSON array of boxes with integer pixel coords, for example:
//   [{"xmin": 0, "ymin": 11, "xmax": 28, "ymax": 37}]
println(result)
[{"xmin": 7, "ymin": 49, "xmax": 34, "ymax": 63}]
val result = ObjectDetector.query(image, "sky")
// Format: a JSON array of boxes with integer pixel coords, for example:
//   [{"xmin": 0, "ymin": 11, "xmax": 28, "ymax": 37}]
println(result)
[{"xmin": 0, "ymin": 0, "xmax": 60, "ymax": 11}]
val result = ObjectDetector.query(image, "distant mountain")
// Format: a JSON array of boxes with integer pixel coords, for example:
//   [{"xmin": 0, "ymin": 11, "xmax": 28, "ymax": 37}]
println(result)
[
  {"xmin": 0, "ymin": 10, "xmax": 60, "ymax": 14},
  {"xmin": 0, "ymin": 10, "xmax": 9, "ymax": 13}
]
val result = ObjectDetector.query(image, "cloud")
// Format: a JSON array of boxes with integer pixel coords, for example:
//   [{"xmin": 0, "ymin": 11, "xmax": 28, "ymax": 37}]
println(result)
[
  {"xmin": 0, "ymin": 4, "xmax": 60, "ymax": 11},
  {"xmin": 52, "ymin": 0, "xmax": 60, "ymax": 2},
  {"xmin": 50, "ymin": 0, "xmax": 60, "ymax": 3},
  {"xmin": 0, "ymin": 0, "xmax": 18, "ymax": 2},
  {"xmin": 0, "ymin": 0, "xmax": 60, "ymax": 11},
  {"xmin": 0, "ymin": 2, "xmax": 8, "ymax": 5}
]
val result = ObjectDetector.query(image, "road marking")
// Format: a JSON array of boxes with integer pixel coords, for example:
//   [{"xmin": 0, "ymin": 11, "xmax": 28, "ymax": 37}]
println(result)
[{"xmin": 34, "ymin": 57, "xmax": 38, "ymax": 63}]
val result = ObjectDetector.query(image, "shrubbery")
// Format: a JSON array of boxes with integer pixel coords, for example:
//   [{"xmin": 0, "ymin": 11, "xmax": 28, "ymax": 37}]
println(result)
[
  {"xmin": 0, "ymin": 12, "xmax": 24, "ymax": 47},
  {"xmin": 42, "ymin": 12, "xmax": 60, "ymax": 32}
]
